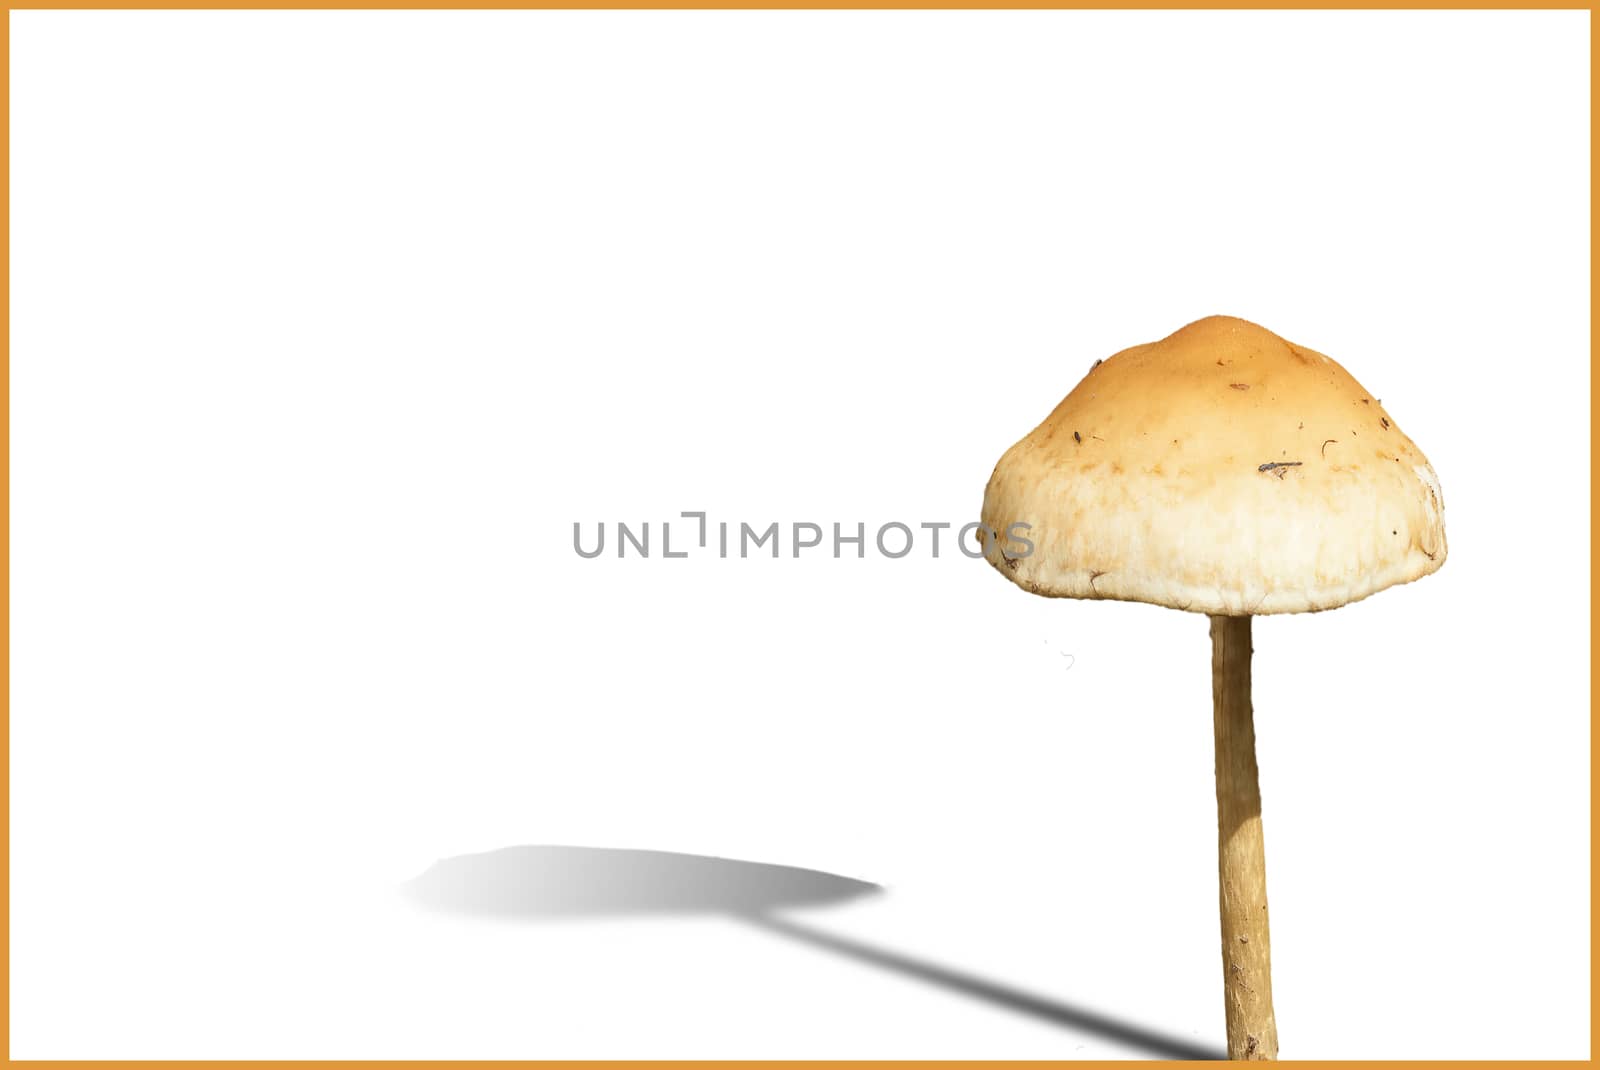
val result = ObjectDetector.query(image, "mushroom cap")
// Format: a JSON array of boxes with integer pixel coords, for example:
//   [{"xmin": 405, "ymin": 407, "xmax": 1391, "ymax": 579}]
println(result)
[{"xmin": 980, "ymin": 316, "xmax": 1446, "ymax": 615}]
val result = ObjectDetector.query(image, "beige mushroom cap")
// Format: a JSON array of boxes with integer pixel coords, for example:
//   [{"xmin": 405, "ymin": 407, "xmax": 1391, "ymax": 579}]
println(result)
[{"xmin": 981, "ymin": 316, "xmax": 1447, "ymax": 615}]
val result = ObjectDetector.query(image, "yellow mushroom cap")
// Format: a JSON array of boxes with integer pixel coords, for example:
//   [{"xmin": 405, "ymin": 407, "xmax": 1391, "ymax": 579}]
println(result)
[{"xmin": 980, "ymin": 316, "xmax": 1447, "ymax": 615}]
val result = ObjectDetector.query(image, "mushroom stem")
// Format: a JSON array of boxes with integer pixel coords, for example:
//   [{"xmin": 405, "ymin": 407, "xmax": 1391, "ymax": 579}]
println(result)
[{"xmin": 1210, "ymin": 614, "xmax": 1278, "ymax": 1061}]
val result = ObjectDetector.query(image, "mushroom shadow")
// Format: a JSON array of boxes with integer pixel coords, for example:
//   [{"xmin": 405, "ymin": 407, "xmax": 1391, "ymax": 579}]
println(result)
[{"xmin": 403, "ymin": 845, "xmax": 1222, "ymax": 1060}]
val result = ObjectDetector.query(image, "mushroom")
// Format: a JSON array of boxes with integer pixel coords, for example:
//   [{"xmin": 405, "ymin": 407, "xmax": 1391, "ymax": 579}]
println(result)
[{"xmin": 980, "ymin": 315, "xmax": 1447, "ymax": 1060}]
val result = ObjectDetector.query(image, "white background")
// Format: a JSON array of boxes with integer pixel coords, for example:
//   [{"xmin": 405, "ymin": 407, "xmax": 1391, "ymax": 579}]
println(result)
[{"xmin": 10, "ymin": 10, "xmax": 1590, "ymax": 1059}]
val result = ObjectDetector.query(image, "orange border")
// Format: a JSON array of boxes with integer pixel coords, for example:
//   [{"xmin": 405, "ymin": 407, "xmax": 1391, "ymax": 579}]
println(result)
[
  {"xmin": 3, "ymin": 4, "xmax": 1591, "ymax": 1067},
  {"xmin": 2, "ymin": 1, "xmax": 1593, "ymax": 7}
]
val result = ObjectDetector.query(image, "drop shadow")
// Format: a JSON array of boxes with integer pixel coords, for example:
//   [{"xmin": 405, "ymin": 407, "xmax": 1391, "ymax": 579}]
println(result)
[
  {"xmin": 404, "ymin": 843, "xmax": 880, "ymax": 918},
  {"xmin": 403, "ymin": 845, "xmax": 1223, "ymax": 1060}
]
